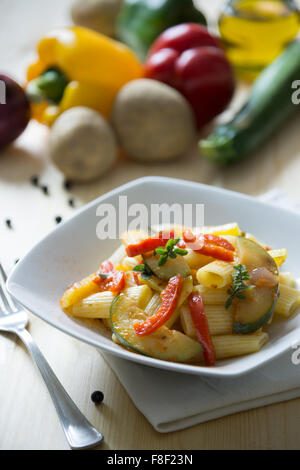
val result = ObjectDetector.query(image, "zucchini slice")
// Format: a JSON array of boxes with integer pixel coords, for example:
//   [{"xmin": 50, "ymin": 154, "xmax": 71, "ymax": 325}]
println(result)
[
  {"xmin": 110, "ymin": 294, "xmax": 202, "ymax": 362},
  {"xmin": 139, "ymin": 275, "xmax": 166, "ymax": 292},
  {"xmin": 233, "ymin": 237, "xmax": 279, "ymax": 334},
  {"xmin": 143, "ymin": 253, "xmax": 191, "ymax": 280}
]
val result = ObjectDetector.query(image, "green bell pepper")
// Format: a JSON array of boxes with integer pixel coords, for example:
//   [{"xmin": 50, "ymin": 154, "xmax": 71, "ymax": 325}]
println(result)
[{"xmin": 117, "ymin": 0, "xmax": 207, "ymax": 61}]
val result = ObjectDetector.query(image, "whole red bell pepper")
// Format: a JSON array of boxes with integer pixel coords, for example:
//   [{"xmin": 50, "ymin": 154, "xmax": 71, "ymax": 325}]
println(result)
[{"xmin": 144, "ymin": 23, "xmax": 235, "ymax": 128}]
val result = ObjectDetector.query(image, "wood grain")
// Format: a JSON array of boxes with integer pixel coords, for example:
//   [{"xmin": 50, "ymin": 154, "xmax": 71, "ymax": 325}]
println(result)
[{"xmin": 1, "ymin": 0, "xmax": 300, "ymax": 450}]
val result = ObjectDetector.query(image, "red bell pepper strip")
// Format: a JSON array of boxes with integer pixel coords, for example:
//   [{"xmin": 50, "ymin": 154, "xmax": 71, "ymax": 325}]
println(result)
[
  {"xmin": 133, "ymin": 272, "xmax": 140, "ymax": 286},
  {"xmin": 183, "ymin": 229, "xmax": 234, "ymax": 250},
  {"xmin": 99, "ymin": 260, "xmax": 114, "ymax": 273},
  {"xmin": 126, "ymin": 230, "xmax": 175, "ymax": 257},
  {"xmin": 94, "ymin": 260, "xmax": 125, "ymax": 293},
  {"xmin": 195, "ymin": 244, "xmax": 234, "ymax": 262},
  {"xmin": 182, "ymin": 229, "xmax": 235, "ymax": 262},
  {"xmin": 203, "ymin": 234, "xmax": 234, "ymax": 251},
  {"xmin": 182, "ymin": 228, "xmax": 196, "ymax": 243},
  {"xmin": 93, "ymin": 270, "xmax": 125, "ymax": 293},
  {"xmin": 176, "ymin": 239, "xmax": 187, "ymax": 249},
  {"xmin": 188, "ymin": 293, "xmax": 216, "ymax": 366},
  {"xmin": 134, "ymin": 274, "xmax": 184, "ymax": 336}
]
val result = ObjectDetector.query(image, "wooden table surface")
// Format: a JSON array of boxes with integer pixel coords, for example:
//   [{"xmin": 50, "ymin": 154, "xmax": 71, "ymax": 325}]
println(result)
[{"xmin": 1, "ymin": 0, "xmax": 300, "ymax": 450}]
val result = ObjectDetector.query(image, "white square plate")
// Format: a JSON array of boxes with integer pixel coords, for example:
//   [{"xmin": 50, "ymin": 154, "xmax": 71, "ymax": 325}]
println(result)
[{"xmin": 7, "ymin": 177, "xmax": 300, "ymax": 377}]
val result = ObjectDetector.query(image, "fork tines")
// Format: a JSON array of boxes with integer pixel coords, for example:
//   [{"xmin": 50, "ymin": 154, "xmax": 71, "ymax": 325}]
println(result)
[{"xmin": 0, "ymin": 264, "xmax": 17, "ymax": 313}]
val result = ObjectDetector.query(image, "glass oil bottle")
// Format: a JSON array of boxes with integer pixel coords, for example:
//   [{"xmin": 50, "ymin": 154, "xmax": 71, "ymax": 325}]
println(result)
[{"xmin": 218, "ymin": 0, "xmax": 300, "ymax": 80}]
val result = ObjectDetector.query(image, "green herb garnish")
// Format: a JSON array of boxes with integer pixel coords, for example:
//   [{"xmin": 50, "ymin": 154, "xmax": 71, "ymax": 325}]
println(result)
[
  {"xmin": 225, "ymin": 264, "xmax": 253, "ymax": 309},
  {"xmin": 154, "ymin": 238, "xmax": 188, "ymax": 266},
  {"xmin": 133, "ymin": 263, "xmax": 153, "ymax": 280},
  {"xmin": 98, "ymin": 273, "xmax": 110, "ymax": 279}
]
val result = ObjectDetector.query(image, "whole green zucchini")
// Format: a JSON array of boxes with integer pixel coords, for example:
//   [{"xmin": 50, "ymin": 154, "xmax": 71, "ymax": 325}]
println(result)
[
  {"xmin": 199, "ymin": 40, "xmax": 300, "ymax": 164},
  {"xmin": 117, "ymin": 0, "xmax": 206, "ymax": 61}
]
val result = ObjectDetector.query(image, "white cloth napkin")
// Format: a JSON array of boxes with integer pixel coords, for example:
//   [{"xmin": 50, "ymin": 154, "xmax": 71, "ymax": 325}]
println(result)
[{"xmin": 102, "ymin": 189, "xmax": 300, "ymax": 433}]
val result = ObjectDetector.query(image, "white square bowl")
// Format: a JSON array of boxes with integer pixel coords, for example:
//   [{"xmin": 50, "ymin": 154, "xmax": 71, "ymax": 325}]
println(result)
[{"xmin": 6, "ymin": 176, "xmax": 300, "ymax": 377}]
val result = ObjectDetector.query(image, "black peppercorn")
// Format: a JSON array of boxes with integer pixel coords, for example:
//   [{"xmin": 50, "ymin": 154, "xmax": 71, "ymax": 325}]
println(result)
[
  {"xmin": 5, "ymin": 219, "xmax": 12, "ymax": 229},
  {"xmin": 91, "ymin": 391, "xmax": 104, "ymax": 404},
  {"xmin": 30, "ymin": 175, "xmax": 39, "ymax": 186},
  {"xmin": 41, "ymin": 185, "xmax": 49, "ymax": 195},
  {"xmin": 55, "ymin": 216, "xmax": 62, "ymax": 224},
  {"xmin": 68, "ymin": 198, "xmax": 75, "ymax": 208},
  {"xmin": 64, "ymin": 180, "xmax": 72, "ymax": 190}
]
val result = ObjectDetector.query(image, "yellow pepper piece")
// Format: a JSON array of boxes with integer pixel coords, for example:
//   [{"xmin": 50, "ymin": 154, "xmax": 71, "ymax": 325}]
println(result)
[
  {"xmin": 268, "ymin": 248, "xmax": 287, "ymax": 267},
  {"xmin": 210, "ymin": 222, "xmax": 242, "ymax": 237},
  {"xmin": 27, "ymin": 26, "xmax": 143, "ymax": 125},
  {"xmin": 115, "ymin": 264, "xmax": 130, "ymax": 272},
  {"xmin": 60, "ymin": 273, "xmax": 100, "ymax": 310}
]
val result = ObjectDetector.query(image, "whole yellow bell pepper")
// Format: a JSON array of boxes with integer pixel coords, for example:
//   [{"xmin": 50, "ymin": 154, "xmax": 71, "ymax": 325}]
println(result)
[{"xmin": 26, "ymin": 26, "xmax": 143, "ymax": 125}]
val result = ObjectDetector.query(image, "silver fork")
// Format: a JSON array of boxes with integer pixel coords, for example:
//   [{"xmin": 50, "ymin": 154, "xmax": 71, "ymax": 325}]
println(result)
[{"xmin": 0, "ymin": 264, "xmax": 103, "ymax": 450}]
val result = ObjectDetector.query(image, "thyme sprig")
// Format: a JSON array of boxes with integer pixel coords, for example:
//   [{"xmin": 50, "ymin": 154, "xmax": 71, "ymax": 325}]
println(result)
[
  {"xmin": 98, "ymin": 273, "xmax": 110, "ymax": 279},
  {"xmin": 225, "ymin": 264, "xmax": 253, "ymax": 309},
  {"xmin": 133, "ymin": 263, "xmax": 153, "ymax": 280},
  {"xmin": 154, "ymin": 238, "xmax": 188, "ymax": 266}
]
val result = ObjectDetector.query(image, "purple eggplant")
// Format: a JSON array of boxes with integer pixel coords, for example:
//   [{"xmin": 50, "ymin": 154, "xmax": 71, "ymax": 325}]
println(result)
[{"xmin": 0, "ymin": 74, "xmax": 30, "ymax": 149}]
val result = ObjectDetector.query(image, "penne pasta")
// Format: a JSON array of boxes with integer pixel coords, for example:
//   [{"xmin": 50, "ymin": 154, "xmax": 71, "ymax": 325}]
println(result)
[
  {"xmin": 193, "ymin": 285, "xmax": 229, "ymax": 304},
  {"xmin": 180, "ymin": 305, "xmax": 196, "ymax": 339},
  {"xmin": 211, "ymin": 333, "xmax": 269, "ymax": 359},
  {"xmin": 184, "ymin": 249, "xmax": 213, "ymax": 269},
  {"xmin": 108, "ymin": 244, "xmax": 126, "ymax": 267},
  {"xmin": 151, "ymin": 224, "xmax": 186, "ymax": 237},
  {"xmin": 217, "ymin": 235, "xmax": 237, "ymax": 248},
  {"xmin": 70, "ymin": 291, "xmax": 116, "ymax": 318},
  {"xmin": 279, "ymin": 272, "xmax": 295, "ymax": 287},
  {"xmin": 124, "ymin": 285, "xmax": 152, "ymax": 310},
  {"xmin": 124, "ymin": 271, "xmax": 139, "ymax": 288},
  {"xmin": 144, "ymin": 293, "xmax": 161, "ymax": 316},
  {"xmin": 121, "ymin": 229, "xmax": 148, "ymax": 246},
  {"xmin": 70, "ymin": 285, "xmax": 152, "ymax": 318},
  {"xmin": 205, "ymin": 305, "xmax": 233, "ymax": 335},
  {"xmin": 196, "ymin": 261, "xmax": 233, "ymax": 288},
  {"xmin": 180, "ymin": 304, "xmax": 233, "ymax": 337},
  {"xmin": 122, "ymin": 255, "xmax": 143, "ymax": 269},
  {"xmin": 274, "ymin": 283, "xmax": 300, "ymax": 317}
]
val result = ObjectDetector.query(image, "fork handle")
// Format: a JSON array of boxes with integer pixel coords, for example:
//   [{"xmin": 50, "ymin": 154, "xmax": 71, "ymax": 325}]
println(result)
[{"xmin": 16, "ymin": 327, "xmax": 103, "ymax": 449}]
